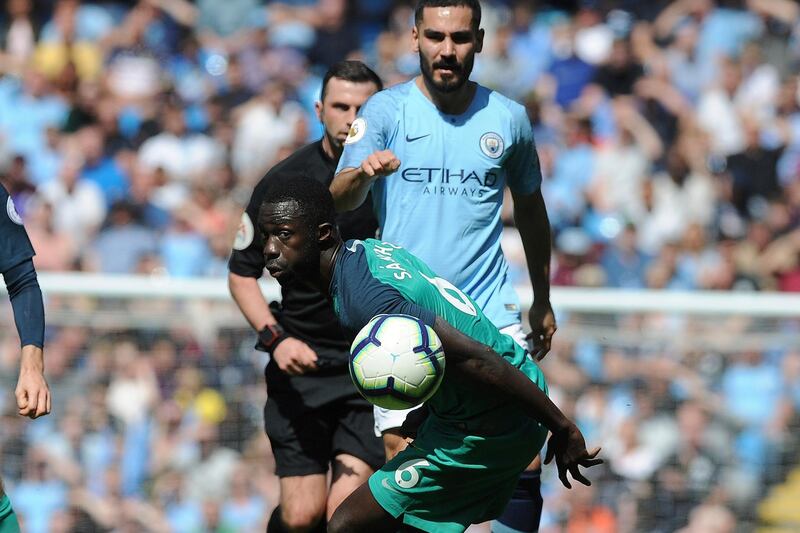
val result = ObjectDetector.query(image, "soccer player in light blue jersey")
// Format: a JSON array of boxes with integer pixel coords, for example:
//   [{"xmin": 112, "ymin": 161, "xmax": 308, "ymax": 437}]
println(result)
[{"xmin": 331, "ymin": 1, "xmax": 555, "ymax": 531}]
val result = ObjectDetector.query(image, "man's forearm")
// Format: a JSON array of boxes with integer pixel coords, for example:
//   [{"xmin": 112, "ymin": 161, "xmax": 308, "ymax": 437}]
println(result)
[
  {"xmin": 514, "ymin": 191, "xmax": 552, "ymax": 303},
  {"xmin": 433, "ymin": 317, "xmax": 569, "ymax": 433},
  {"xmin": 5, "ymin": 259, "xmax": 45, "ymax": 348},
  {"xmin": 228, "ymin": 272, "xmax": 277, "ymax": 331},
  {"xmin": 330, "ymin": 168, "xmax": 373, "ymax": 212}
]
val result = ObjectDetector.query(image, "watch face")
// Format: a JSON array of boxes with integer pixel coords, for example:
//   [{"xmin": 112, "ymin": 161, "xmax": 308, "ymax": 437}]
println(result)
[{"xmin": 262, "ymin": 325, "xmax": 282, "ymax": 346}]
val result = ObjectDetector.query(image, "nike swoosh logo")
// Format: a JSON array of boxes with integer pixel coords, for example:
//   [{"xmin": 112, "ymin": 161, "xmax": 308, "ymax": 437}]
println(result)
[{"xmin": 405, "ymin": 133, "xmax": 430, "ymax": 142}]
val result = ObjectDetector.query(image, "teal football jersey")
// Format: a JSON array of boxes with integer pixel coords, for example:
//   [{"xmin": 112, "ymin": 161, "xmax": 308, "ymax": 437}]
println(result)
[{"xmin": 331, "ymin": 239, "xmax": 547, "ymax": 430}]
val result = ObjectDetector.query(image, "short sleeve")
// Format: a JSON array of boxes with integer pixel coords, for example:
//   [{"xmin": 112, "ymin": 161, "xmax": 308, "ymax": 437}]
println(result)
[
  {"xmin": 0, "ymin": 186, "xmax": 35, "ymax": 273},
  {"xmin": 505, "ymin": 104, "xmax": 543, "ymax": 195},
  {"xmin": 334, "ymin": 245, "xmax": 436, "ymax": 335},
  {"xmin": 336, "ymin": 92, "xmax": 395, "ymax": 174},
  {"xmin": 228, "ymin": 178, "xmax": 267, "ymax": 278}
]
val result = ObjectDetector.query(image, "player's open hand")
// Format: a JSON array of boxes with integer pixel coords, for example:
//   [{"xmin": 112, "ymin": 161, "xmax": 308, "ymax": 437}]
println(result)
[
  {"xmin": 16, "ymin": 348, "xmax": 51, "ymax": 419},
  {"xmin": 360, "ymin": 150, "xmax": 400, "ymax": 179},
  {"xmin": 527, "ymin": 301, "xmax": 556, "ymax": 361},
  {"xmin": 272, "ymin": 337, "xmax": 318, "ymax": 376},
  {"xmin": 544, "ymin": 423, "xmax": 602, "ymax": 489}
]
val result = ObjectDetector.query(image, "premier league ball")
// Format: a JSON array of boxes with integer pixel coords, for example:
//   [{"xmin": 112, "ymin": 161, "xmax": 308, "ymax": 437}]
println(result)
[{"xmin": 349, "ymin": 314, "xmax": 445, "ymax": 410}]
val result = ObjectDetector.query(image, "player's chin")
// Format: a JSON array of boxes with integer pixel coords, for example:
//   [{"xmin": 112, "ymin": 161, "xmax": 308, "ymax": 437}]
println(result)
[
  {"xmin": 268, "ymin": 268, "xmax": 294, "ymax": 285},
  {"xmin": 434, "ymin": 76, "xmax": 465, "ymax": 93},
  {"xmin": 275, "ymin": 273, "xmax": 296, "ymax": 286}
]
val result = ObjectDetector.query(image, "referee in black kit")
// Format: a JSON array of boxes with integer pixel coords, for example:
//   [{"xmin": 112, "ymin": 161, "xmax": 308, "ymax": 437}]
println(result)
[{"xmin": 227, "ymin": 61, "xmax": 383, "ymax": 533}]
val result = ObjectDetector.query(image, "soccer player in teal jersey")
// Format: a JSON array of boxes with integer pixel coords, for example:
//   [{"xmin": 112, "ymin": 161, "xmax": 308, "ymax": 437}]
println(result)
[
  {"xmin": 257, "ymin": 176, "xmax": 600, "ymax": 533},
  {"xmin": 331, "ymin": 1, "xmax": 555, "ymax": 529}
]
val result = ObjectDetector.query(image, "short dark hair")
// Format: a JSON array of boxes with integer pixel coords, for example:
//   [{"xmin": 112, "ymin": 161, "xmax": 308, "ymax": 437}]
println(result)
[
  {"xmin": 320, "ymin": 60, "xmax": 383, "ymax": 102},
  {"xmin": 414, "ymin": 0, "xmax": 482, "ymax": 31},
  {"xmin": 259, "ymin": 175, "xmax": 337, "ymax": 231}
]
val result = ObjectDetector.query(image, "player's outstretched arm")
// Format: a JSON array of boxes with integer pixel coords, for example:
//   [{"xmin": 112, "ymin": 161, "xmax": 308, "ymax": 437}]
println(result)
[
  {"xmin": 4, "ymin": 259, "xmax": 50, "ymax": 419},
  {"xmin": 330, "ymin": 150, "xmax": 400, "ymax": 212},
  {"xmin": 432, "ymin": 316, "xmax": 601, "ymax": 488}
]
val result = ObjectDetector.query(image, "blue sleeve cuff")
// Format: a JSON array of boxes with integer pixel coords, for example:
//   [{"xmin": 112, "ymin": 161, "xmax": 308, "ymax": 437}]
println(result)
[{"xmin": 4, "ymin": 259, "xmax": 45, "ymax": 348}]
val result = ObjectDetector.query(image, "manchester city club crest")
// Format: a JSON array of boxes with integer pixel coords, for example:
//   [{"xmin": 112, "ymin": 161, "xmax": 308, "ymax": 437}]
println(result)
[{"xmin": 480, "ymin": 132, "xmax": 504, "ymax": 159}]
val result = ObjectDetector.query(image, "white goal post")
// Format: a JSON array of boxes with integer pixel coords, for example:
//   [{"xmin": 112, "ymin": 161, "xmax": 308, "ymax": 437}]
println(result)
[{"xmin": 1, "ymin": 272, "xmax": 798, "ymax": 317}]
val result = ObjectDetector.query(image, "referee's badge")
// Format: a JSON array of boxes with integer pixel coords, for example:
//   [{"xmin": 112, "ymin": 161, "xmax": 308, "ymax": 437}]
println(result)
[
  {"xmin": 233, "ymin": 212, "xmax": 254, "ymax": 250},
  {"xmin": 345, "ymin": 117, "xmax": 366, "ymax": 145},
  {"xmin": 6, "ymin": 196, "xmax": 23, "ymax": 225},
  {"xmin": 480, "ymin": 132, "xmax": 504, "ymax": 159}
]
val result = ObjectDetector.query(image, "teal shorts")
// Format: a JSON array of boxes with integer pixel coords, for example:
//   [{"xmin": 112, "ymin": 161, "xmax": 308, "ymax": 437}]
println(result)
[{"xmin": 368, "ymin": 410, "xmax": 547, "ymax": 532}]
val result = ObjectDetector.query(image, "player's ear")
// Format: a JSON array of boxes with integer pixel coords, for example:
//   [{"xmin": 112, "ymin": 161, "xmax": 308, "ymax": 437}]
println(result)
[
  {"xmin": 314, "ymin": 100, "xmax": 323, "ymax": 123},
  {"xmin": 318, "ymin": 222, "xmax": 338, "ymax": 248},
  {"xmin": 475, "ymin": 28, "xmax": 484, "ymax": 53},
  {"xmin": 411, "ymin": 25, "xmax": 419, "ymax": 53}
]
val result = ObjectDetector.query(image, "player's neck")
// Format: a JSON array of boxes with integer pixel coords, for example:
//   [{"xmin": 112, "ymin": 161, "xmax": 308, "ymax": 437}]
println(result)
[
  {"xmin": 319, "ymin": 242, "xmax": 342, "ymax": 296},
  {"xmin": 321, "ymin": 133, "xmax": 341, "ymax": 161},
  {"xmin": 416, "ymin": 76, "xmax": 476, "ymax": 115}
]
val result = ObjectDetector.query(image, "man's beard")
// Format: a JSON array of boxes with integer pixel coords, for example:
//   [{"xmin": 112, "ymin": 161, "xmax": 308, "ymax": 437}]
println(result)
[
  {"xmin": 325, "ymin": 131, "xmax": 344, "ymax": 155},
  {"xmin": 419, "ymin": 52, "xmax": 473, "ymax": 94},
  {"xmin": 324, "ymin": 118, "xmax": 346, "ymax": 154}
]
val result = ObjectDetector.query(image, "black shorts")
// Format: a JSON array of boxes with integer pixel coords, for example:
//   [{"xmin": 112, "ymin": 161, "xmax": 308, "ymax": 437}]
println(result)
[{"xmin": 263, "ymin": 361, "xmax": 385, "ymax": 478}]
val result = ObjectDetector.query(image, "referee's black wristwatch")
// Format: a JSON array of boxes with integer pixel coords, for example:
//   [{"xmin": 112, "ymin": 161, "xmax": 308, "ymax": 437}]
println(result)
[{"xmin": 256, "ymin": 323, "xmax": 288, "ymax": 353}]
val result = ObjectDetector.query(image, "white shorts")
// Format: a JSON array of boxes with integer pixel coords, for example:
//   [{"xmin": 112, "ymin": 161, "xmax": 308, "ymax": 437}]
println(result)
[{"xmin": 373, "ymin": 322, "xmax": 529, "ymax": 436}]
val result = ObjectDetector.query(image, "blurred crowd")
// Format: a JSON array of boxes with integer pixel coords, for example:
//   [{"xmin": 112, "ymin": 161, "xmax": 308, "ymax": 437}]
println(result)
[
  {"xmin": 0, "ymin": 323, "xmax": 278, "ymax": 533},
  {"xmin": 489, "ymin": 0, "xmax": 800, "ymax": 294},
  {"xmin": 538, "ymin": 311, "xmax": 800, "ymax": 532},
  {"xmin": 1, "ymin": 0, "xmax": 800, "ymax": 531}
]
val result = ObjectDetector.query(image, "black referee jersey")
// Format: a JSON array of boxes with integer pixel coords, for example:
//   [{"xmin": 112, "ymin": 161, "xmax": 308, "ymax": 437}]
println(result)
[{"xmin": 228, "ymin": 140, "xmax": 378, "ymax": 367}]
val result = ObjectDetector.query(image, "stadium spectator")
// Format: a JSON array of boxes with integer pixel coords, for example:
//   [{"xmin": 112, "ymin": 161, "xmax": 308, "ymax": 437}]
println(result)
[
  {"xmin": 37, "ymin": 152, "xmax": 106, "ymax": 249},
  {"xmin": 0, "ymin": 0, "xmax": 38, "ymax": 74},
  {"xmin": 138, "ymin": 104, "xmax": 226, "ymax": 189},
  {"xmin": 600, "ymin": 224, "xmax": 651, "ymax": 288},
  {"xmin": 86, "ymin": 200, "xmax": 158, "ymax": 274},
  {"xmin": 24, "ymin": 198, "xmax": 78, "ymax": 271},
  {"xmin": 12, "ymin": 450, "xmax": 67, "ymax": 533}
]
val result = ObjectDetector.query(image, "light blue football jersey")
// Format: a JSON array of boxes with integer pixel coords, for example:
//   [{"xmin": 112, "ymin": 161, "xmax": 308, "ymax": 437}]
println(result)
[{"xmin": 336, "ymin": 79, "xmax": 542, "ymax": 329}]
